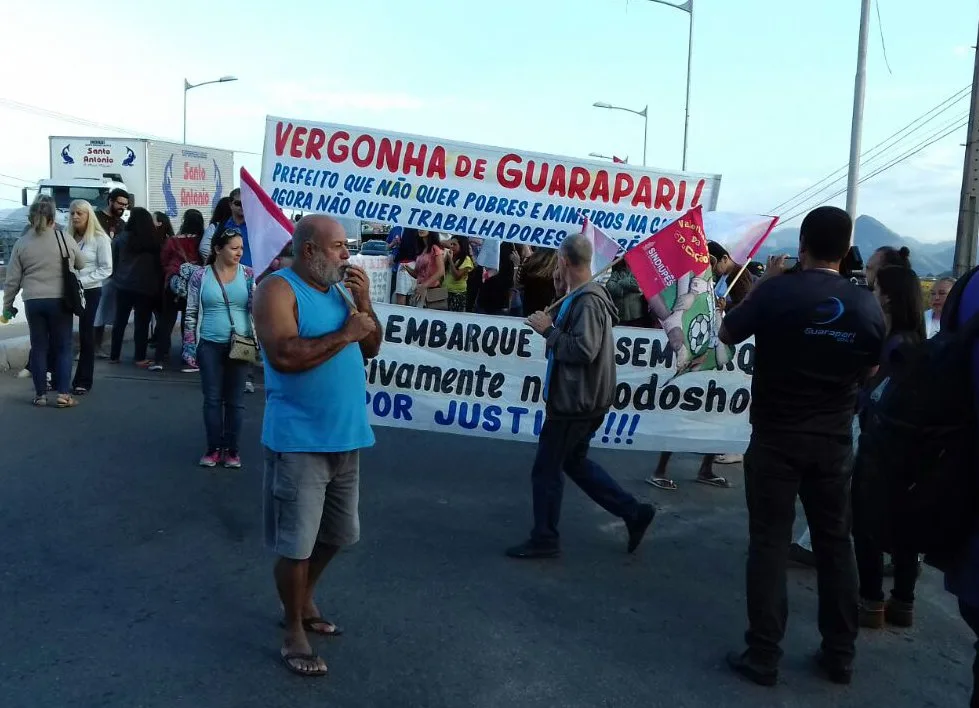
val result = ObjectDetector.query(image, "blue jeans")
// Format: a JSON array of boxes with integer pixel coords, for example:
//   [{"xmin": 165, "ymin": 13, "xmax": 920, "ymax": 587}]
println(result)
[
  {"xmin": 197, "ymin": 339, "xmax": 248, "ymax": 453},
  {"xmin": 530, "ymin": 415, "xmax": 639, "ymax": 548},
  {"xmin": 25, "ymin": 298, "xmax": 72, "ymax": 396}
]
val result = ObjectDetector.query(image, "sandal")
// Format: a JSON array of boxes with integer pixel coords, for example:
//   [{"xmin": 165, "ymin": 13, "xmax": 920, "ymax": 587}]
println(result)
[
  {"xmin": 279, "ymin": 650, "xmax": 327, "ymax": 678},
  {"xmin": 645, "ymin": 477, "xmax": 677, "ymax": 491},
  {"xmin": 279, "ymin": 617, "xmax": 344, "ymax": 636},
  {"xmin": 55, "ymin": 394, "xmax": 79, "ymax": 408},
  {"xmin": 32, "ymin": 395, "xmax": 47, "ymax": 407},
  {"xmin": 71, "ymin": 387, "xmax": 88, "ymax": 396},
  {"xmin": 695, "ymin": 475, "xmax": 731, "ymax": 488}
]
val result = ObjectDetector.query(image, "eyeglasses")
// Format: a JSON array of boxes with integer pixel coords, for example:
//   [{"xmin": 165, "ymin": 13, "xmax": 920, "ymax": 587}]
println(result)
[
  {"xmin": 224, "ymin": 228, "xmax": 243, "ymax": 238},
  {"xmin": 113, "ymin": 200, "xmax": 128, "ymax": 208}
]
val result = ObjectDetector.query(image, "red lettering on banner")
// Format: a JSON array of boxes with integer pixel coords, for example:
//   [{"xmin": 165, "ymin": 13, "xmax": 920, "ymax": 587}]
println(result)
[
  {"xmin": 654, "ymin": 178, "xmax": 676, "ymax": 210},
  {"xmin": 403, "ymin": 142, "xmax": 426, "ymax": 176},
  {"xmin": 473, "ymin": 159, "xmax": 487, "ymax": 180},
  {"xmin": 547, "ymin": 165, "xmax": 567, "ymax": 197},
  {"xmin": 290, "ymin": 127, "xmax": 308, "ymax": 159},
  {"xmin": 306, "ymin": 129, "xmax": 325, "ymax": 160},
  {"xmin": 525, "ymin": 161, "xmax": 547, "ymax": 193},
  {"xmin": 691, "ymin": 179, "xmax": 705, "ymax": 208},
  {"xmin": 632, "ymin": 176, "xmax": 652, "ymax": 209},
  {"xmin": 455, "ymin": 155, "xmax": 472, "ymax": 177},
  {"xmin": 612, "ymin": 173, "xmax": 634, "ymax": 204},
  {"xmin": 327, "ymin": 131, "xmax": 350, "ymax": 162},
  {"xmin": 498, "ymin": 154, "xmax": 522, "ymax": 189},
  {"xmin": 676, "ymin": 180, "xmax": 687, "ymax": 211},
  {"xmin": 379, "ymin": 139, "xmax": 403, "ymax": 172},
  {"xmin": 352, "ymin": 134, "xmax": 375, "ymax": 168},
  {"xmin": 274, "ymin": 122, "xmax": 292, "ymax": 156},
  {"xmin": 427, "ymin": 147, "xmax": 447, "ymax": 179},
  {"xmin": 568, "ymin": 167, "xmax": 589, "ymax": 200},
  {"xmin": 589, "ymin": 170, "xmax": 610, "ymax": 202}
]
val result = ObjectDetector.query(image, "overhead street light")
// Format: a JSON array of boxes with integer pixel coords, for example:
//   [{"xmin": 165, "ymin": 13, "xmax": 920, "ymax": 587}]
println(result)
[
  {"xmin": 592, "ymin": 102, "xmax": 647, "ymax": 166},
  {"xmin": 644, "ymin": 0, "xmax": 693, "ymax": 170},
  {"xmin": 588, "ymin": 152, "xmax": 629, "ymax": 163},
  {"xmin": 183, "ymin": 75, "xmax": 238, "ymax": 144}
]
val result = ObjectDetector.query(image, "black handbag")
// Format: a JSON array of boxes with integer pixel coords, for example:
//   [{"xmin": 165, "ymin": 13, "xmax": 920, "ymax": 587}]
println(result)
[{"xmin": 55, "ymin": 229, "xmax": 85, "ymax": 317}]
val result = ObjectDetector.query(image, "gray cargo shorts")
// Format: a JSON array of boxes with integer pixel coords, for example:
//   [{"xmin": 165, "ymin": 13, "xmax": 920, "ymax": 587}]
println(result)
[{"xmin": 263, "ymin": 448, "xmax": 361, "ymax": 560}]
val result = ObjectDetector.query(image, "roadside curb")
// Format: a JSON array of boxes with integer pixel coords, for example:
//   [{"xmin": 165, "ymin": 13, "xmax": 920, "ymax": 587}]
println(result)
[{"xmin": 0, "ymin": 325, "xmax": 133, "ymax": 374}]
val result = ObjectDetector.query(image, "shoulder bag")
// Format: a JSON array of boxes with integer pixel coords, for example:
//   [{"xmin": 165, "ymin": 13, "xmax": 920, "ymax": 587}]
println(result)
[
  {"xmin": 55, "ymin": 229, "xmax": 85, "ymax": 317},
  {"xmin": 214, "ymin": 267, "xmax": 260, "ymax": 364}
]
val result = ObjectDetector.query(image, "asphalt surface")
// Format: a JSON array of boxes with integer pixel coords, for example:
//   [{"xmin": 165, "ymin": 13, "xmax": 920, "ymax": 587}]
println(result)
[{"xmin": 0, "ymin": 355, "xmax": 975, "ymax": 708}]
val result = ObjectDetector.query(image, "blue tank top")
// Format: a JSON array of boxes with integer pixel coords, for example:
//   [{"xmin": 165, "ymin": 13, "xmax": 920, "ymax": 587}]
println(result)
[{"xmin": 261, "ymin": 268, "xmax": 375, "ymax": 453}]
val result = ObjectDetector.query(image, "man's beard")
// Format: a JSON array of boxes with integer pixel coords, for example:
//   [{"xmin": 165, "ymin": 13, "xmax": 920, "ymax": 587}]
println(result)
[{"xmin": 309, "ymin": 252, "xmax": 342, "ymax": 288}]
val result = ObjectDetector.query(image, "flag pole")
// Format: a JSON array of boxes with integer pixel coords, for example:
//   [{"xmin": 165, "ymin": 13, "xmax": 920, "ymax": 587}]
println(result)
[
  {"xmin": 544, "ymin": 256, "xmax": 625, "ymax": 314},
  {"xmin": 721, "ymin": 260, "xmax": 751, "ymax": 296}
]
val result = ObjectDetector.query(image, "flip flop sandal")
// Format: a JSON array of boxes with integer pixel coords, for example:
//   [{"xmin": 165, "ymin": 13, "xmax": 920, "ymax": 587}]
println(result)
[
  {"xmin": 280, "ymin": 651, "xmax": 327, "ymax": 677},
  {"xmin": 71, "ymin": 387, "xmax": 88, "ymax": 396},
  {"xmin": 279, "ymin": 617, "xmax": 344, "ymax": 636},
  {"xmin": 32, "ymin": 396, "xmax": 47, "ymax": 407},
  {"xmin": 645, "ymin": 477, "xmax": 678, "ymax": 491},
  {"xmin": 695, "ymin": 476, "xmax": 731, "ymax": 488},
  {"xmin": 55, "ymin": 395, "xmax": 79, "ymax": 409}
]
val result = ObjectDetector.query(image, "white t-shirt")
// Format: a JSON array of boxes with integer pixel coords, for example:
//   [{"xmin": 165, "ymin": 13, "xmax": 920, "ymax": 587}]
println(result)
[{"xmin": 924, "ymin": 309, "xmax": 941, "ymax": 339}]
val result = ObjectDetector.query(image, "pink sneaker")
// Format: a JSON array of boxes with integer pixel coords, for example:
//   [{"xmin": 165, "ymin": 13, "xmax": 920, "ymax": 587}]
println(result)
[
  {"xmin": 223, "ymin": 451, "xmax": 242, "ymax": 469},
  {"xmin": 199, "ymin": 450, "xmax": 221, "ymax": 467}
]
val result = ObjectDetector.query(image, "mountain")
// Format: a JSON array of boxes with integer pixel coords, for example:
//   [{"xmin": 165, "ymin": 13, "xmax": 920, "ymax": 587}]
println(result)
[{"xmin": 757, "ymin": 216, "xmax": 954, "ymax": 277}]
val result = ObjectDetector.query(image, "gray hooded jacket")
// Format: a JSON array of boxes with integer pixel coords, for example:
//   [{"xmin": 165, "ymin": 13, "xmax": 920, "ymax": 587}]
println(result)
[{"xmin": 544, "ymin": 281, "xmax": 619, "ymax": 419}]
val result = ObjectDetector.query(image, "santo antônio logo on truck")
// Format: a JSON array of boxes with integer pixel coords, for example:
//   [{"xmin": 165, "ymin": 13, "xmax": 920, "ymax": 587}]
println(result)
[{"xmin": 27, "ymin": 136, "xmax": 234, "ymax": 224}]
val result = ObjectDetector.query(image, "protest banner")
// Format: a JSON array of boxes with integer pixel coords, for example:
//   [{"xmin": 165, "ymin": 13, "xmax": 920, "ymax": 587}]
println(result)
[
  {"xmin": 261, "ymin": 117, "xmax": 722, "ymax": 253},
  {"xmin": 365, "ymin": 304, "xmax": 753, "ymax": 454}
]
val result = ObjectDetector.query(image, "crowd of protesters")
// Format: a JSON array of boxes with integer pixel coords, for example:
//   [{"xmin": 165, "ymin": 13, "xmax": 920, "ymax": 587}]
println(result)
[{"xmin": 6, "ymin": 197, "xmax": 979, "ymax": 700}]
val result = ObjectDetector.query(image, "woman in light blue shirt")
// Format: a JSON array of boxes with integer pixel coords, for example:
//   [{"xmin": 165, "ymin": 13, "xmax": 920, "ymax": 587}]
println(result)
[{"xmin": 184, "ymin": 228, "xmax": 255, "ymax": 469}]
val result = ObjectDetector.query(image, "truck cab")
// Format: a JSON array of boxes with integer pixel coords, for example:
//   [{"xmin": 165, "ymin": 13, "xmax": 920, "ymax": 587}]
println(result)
[{"xmin": 23, "ymin": 175, "xmax": 130, "ymax": 215}]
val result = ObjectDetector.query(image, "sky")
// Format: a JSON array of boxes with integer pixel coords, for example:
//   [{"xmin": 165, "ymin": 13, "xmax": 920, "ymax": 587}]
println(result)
[{"xmin": 1, "ymin": 0, "xmax": 977, "ymax": 243}]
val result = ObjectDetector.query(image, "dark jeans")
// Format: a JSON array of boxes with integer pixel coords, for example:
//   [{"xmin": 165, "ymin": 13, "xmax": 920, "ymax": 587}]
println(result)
[
  {"xmin": 25, "ymin": 298, "xmax": 72, "ymax": 396},
  {"xmin": 111, "ymin": 287, "xmax": 155, "ymax": 362},
  {"xmin": 960, "ymin": 600, "xmax": 979, "ymax": 708},
  {"xmin": 154, "ymin": 294, "xmax": 185, "ymax": 366},
  {"xmin": 530, "ymin": 415, "xmax": 640, "ymax": 547},
  {"xmin": 72, "ymin": 287, "xmax": 102, "ymax": 391},
  {"xmin": 853, "ymin": 454, "xmax": 919, "ymax": 603},
  {"xmin": 197, "ymin": 339, "xmax": 248, "ymax": 453},
  {"xmin": 743, "ymin": 430, "xmax": 858, "ymax": 669}
]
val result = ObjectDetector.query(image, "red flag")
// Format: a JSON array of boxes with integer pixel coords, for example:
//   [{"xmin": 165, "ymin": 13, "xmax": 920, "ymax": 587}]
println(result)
[{"xmin": 624, "ymin": 206, "xmax": 710, "ymax": 300}]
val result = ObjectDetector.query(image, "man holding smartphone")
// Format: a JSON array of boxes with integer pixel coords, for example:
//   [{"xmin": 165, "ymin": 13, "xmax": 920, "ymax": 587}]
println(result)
[{"xmin": 719, "ymin": 207, "xmax": 885, "ymax": 687}]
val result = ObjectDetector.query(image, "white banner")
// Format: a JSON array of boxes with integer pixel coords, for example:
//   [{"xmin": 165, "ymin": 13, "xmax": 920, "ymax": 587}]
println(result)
[
  {"xmin": 367, "ymin": 305, "xmax": 754, "ymax": 454},
  {"xmin": 262, "ymin": 117, "xmax": 722, "ymax": 252}
]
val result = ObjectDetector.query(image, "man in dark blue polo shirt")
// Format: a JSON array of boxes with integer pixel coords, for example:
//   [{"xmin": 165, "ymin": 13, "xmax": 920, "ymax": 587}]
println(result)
[{"xmin": 719, "ymin": 206, "xmax": 885, "ymax": 687}]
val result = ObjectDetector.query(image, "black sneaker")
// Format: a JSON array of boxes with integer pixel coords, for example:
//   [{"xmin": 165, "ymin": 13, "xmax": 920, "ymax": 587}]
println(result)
[
  {"xmin": 726, "ymin": 650, "xmax": 778, "ymax": 687},
  {"xmin": 814, "ymin": 650, "xmax": 853, "ymax": 685},
  {"xmin": 626, "ymin": 504, "xmax": 656, "ymax": 553},
  {"xmin": 505, "ymin": 541, "xmax": 560, "ymax": 559},
  {"xmin": 789, "ymin": 542, "xmax": 816, "ymax": 568}
]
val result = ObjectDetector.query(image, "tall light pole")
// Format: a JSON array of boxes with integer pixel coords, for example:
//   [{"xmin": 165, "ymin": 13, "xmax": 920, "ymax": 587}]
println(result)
[
  {"xmin": 593, "ymin": 102, "xmax": 648, "ymax": 166},
  {"xmin": 646, "ymin": 0, "xmax": 693, "ymax": 170},
  {"xmin": 953, "ymin": 21, "xmax": 979, "ymax": 276},
  {"xmin": 844, "ymin": 0, "xmax": 872, "ymax": 225},
  {"xmin": 183, "ymin": 76, "xmax": 238, "ymax": 144}
]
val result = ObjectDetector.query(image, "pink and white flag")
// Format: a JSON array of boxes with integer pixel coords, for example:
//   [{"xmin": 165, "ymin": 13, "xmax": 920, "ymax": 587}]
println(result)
[
  {"xmin": 702, "ymin": 211, "xmax": 779, "ymax": 266},
  {"xmin": 581, "ymin": 217, "xmax": 622, "ymax": 275},
  {"xmin": 240, "ymin": 167, "xmax": 294, "ymax": 277}
]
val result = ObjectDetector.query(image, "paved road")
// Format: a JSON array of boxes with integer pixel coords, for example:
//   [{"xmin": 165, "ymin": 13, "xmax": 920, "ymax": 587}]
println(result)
[{"xmin": 0, "ymin": 361, "xmax": 974, "ymax": 707}]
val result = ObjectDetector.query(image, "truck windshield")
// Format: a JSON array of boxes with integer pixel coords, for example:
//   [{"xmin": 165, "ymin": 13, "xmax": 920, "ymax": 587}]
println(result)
[{"xmin": 39, "ymin": 186, "xmax": 109, "ymax": 211}]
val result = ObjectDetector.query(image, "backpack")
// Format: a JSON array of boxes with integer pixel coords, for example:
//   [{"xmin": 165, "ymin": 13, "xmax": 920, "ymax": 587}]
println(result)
[{"xmin": 860, "ymin": 267, "xmax": 979, "ymax": 571}]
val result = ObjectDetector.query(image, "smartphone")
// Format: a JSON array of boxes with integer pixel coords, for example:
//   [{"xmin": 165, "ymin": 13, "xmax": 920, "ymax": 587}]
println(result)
[{"xmin": 782, "ymin": 256, "xmax": 799, "ymax": 269}]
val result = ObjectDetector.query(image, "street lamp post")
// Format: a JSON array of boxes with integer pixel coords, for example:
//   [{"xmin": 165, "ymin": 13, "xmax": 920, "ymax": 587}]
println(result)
[
  {"xmin": 592, "ymin": 102, "xmax": 648, "ymax": 166},
  {"xmin": 183, "ymin": 76, "xmax": 238, "ymax": 144},
  {"xmin": 645, "ymin": 0, "xmax": 693, "ymax": 170}
]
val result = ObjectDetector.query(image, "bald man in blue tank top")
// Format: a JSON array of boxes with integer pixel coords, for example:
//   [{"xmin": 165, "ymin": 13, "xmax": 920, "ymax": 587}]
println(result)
[{"xmin": 253, "ymin": 215, "xmax": 382, "ymax": 678}]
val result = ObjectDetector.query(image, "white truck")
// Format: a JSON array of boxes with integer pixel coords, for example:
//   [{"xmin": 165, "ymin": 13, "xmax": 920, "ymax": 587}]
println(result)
[{"xmin": 25, "ymin": 136, "xmax": 235, "ymax": 226}]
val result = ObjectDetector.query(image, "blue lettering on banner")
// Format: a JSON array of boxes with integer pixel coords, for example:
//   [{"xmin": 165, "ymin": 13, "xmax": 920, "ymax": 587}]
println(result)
[
  {"xmin": 365, "ymin": 391, "xmax": 414, "ymax": 420},
  {"xmin": 433, "ymin": 400, "xmax": 545, "ymax": 435}
]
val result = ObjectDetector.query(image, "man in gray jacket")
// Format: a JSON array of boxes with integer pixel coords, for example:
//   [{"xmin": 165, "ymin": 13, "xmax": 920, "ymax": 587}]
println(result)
[{"xmin": 506, "ymin": 233, "xmax": 655, "ymax": 559}]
